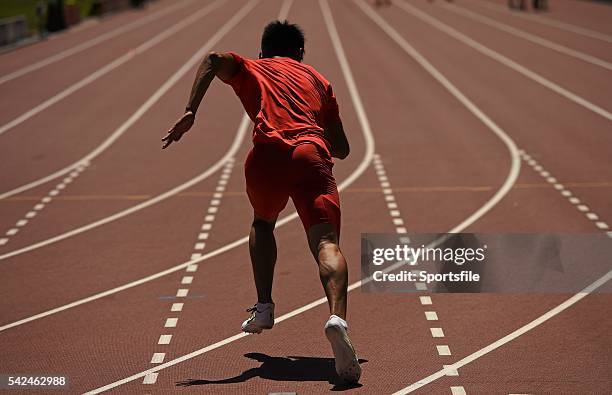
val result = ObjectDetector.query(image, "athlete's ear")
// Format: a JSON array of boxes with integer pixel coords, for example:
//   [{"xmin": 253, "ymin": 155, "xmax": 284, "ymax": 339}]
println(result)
[
  {"xmin": 299, "ymin": 48, "xmax": 305, "ymax": 62},
  {"xmin": 258, "ymin": 52, "xmax": 263, "ymax": 59}
]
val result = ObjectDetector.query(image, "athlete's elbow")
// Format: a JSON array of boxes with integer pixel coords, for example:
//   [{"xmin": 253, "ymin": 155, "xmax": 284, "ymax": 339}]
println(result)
[{"xmin": 334, "ymin": 143, "xmax": 350, "ymax": 160}]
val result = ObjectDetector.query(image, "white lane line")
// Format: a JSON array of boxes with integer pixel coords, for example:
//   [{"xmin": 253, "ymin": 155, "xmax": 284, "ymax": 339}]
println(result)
[
  {"xmin": 157, "ymin": 335, "xmax": 172, "ymax": 345},
  {"xmin": 443, "ymin": 365, "xmax": 458, "ymax": 376},
  {"xmin": 373, "ymin": 155, "xmax": 410, "ymax": 235},
  {"xmin": 80, "ymin": 0, "xmax": 521, "ymax": 390},
  {"xmin": 150, "ymin": 353, "xmax": 165, "ymax": 364},
  {"xmin": 419, "ymin": 296, "xmax": 432, "ymax": 305},
  {"xmin": 0, "ymin": 1, "xmax": 197, "ymax": 85},
  {"xmin": 0, "ymin": 115, "xmax": 249, "ymax": 262},
  {"xmin": 175, "ymin": 289, "xmax": 189, "ymax": 298},
  {"xmin": 0, "ymin": 0, "xmax": 255, "ymax": 201},
  {"xmin": 441, "ymin": 3, "xmax": 612, "ymax": 71},
  {"xmin": 393, "ymin": 270, "xmax": 612, "ymax": 394},
  {"xmin": 0, "ymin": 0, "xmax": 227, "ymax": 137},
  {"xmin": 142, "ymin": 373, "xmax": 158, "ymax": 385},
  {"xmin": 430, "ymin": 328, "xmax": 445, "ymax": 338},
  {"xmin": 472, "ymin": 0, "xmax": 612, "ymax": 43},
  {"xmin": 451, "ymin": 386, "xmax": 467, "ymax": 395},
  {"xmin": 0, "ymin": 163, "xmax": 88, "ymax": 247},
  {"xmin": 425, "ymin": 311, "xmax": 439, "ymax": 321},
  {"xmin": 436, "ymin": 345, "xmax": 452, "ymax": 356},
  {"xmin": 145, "ymin": 158, "xmax": 236, "ymax": 386},
  {"xmin": 394, "ymin": 0, "xmax": 612, "ymax": 122}
]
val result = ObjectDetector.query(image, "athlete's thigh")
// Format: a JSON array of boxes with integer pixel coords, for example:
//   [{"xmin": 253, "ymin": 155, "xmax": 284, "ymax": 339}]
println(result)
[
  {"xmin": 245, "ymin": 145, "xmax": 290, "ymax": 220},
  {"xmin": 289, "ymin": 143, "xmax": 341, "ymax": 234}
]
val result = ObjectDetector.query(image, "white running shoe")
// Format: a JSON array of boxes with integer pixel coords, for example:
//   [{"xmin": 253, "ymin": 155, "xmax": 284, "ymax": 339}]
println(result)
[
  {"xmin": 241, "ymin": 302, "xmax": 274, "ymax": 334},
  {"xmin": 325, "ymin": 315, "xmax": 361, "ymax": 383}
]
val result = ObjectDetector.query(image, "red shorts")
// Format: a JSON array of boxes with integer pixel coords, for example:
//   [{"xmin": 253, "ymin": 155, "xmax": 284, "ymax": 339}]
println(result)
[{"xmin": 245, "ymin": 142, "xmax": 340, "ymax": 234}]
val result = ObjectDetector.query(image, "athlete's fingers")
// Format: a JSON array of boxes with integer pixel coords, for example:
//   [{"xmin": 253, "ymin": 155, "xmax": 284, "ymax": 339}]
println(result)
[{"xmin": 162, "ymin": 139, "xmax": 173, "ymax": 149}]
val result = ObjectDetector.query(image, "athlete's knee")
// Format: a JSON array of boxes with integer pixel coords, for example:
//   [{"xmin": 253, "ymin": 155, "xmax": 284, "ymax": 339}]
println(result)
[{"xmin": 251, "ymin": 215, "xmax": 276, "ymax": 232}]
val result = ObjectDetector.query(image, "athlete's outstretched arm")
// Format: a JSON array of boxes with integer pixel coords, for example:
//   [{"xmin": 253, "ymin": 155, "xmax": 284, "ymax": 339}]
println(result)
[
  {"xmin": 162, "ymin": 52, "xmax": 238, "ymax": 149},
  {"xmin": 325, "ymin": 120, "xmax": 350, "ymax": 159}
]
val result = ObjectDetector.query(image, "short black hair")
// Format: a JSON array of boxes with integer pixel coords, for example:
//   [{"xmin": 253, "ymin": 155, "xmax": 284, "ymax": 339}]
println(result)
[{"xmin": 261, "ymin": 20, "xmax": 305, "ymax": 60}]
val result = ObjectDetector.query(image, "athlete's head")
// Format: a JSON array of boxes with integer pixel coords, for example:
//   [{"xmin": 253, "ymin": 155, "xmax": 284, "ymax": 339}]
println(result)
[{"xmin": 260, "ymin": 20, "xmax": 305, "ymax": 62}]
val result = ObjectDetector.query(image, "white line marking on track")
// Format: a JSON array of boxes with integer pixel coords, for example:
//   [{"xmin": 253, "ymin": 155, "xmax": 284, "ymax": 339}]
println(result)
[
  {"xmin": 145, "ymin": 158, "xmax": 236, "ymax": 387},
  {"xmin": 176, "ymin": 289, "xmax": 188, "ymax": 298},
  {"xmin": 157, "ymin": 335, "xmax": 172, "ymax": 345},
  {"xmin": 0, "ymin": 0, "xmax": 254, "ymax": 201},
  {"xmin": 443, "ymin": 365, "xmax": 458, "ymax": 376},
  {"xmin": 0, "ymin": 0, "xmax": 227, "ymax": 137},
  {"xmin": 425, "ymin": 311, "xmax": 439, "ymax": 321},
  {"xmin": 164, "ymin": 318, "xmax": 178, "ymax": 328},
  {"xmin": 442, "ymin": 3, "xmax": 612, "ymax": 71},
  {"xmin": 451, "ymin": 386, "xmax": 467, "ymax": 395},
  {"xmin": 150, "ymin": 353, "xmax": 165, "ymax": 364},
  {"xmin": 0, "ymin": 163, "xmax": 88, "ymax": 247},
  {"xmin": 142, "ymin": 373, "xmax": 158, "ymax": 384},
  {"xmin": 419, "ymin": 296, "xmax": 432, "ymax": 305},
  {"xmin": 394, "ymin": 0, "xmax": 612, "ymax": 122},
  {"xmin": 436, "ymin": 345, "xmax": 452, "ymax": 356},
  {"xmin": 0, "ymin": 0, "xmax": 197, "ymax": 85},
  {"xmin": 430, "ymin": 328, "xmax": 445, "ymax": 338}
]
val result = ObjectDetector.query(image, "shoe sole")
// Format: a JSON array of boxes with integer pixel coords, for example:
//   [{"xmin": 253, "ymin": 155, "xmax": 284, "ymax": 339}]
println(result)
[
  {"xmin": 242, "ymin": 321, "xmax": 274, "ymax": 334},
  {"xmin": 325, "ymin": 324, "xmax": 361, "ymax": 383}
]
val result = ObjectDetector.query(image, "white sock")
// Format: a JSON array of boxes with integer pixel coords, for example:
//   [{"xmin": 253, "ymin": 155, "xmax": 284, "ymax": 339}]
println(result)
[{"xmin": 328, "ymin": 314, "xmax": 348, "ymax": 329}]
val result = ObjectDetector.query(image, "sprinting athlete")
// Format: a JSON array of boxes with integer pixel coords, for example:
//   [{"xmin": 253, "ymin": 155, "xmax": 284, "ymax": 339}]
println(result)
[{"xmin": 163, "ymin": 21, "xmax": 360, "ymax": 383}]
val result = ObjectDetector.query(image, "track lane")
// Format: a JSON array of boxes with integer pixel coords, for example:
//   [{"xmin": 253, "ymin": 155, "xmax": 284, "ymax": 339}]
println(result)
[
  {"xmin": 0, "ymin": 0, "xmax": 193, "ymax": 77},
  {"xmin": 0, "ymin": 0, "xmax": 242, "ymax": 196},
  {"xmin": 0, "ymin": 0, "xmax": 197, "ymax": 85},
  {"xmin": 0, "ymin": 0, "xmax": 223, "ymax": 136}
]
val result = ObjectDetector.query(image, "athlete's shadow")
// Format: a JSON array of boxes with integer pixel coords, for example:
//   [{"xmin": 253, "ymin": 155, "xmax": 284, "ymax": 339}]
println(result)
[{"xmin": 176, "ymin": 352, "xmax": 366, "ymax": 391}]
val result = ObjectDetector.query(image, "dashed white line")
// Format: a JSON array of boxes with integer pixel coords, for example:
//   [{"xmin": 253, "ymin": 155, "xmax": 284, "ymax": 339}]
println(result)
[
  {"xmin": 451, "ymin": 386, "xmax": 467, "ymax": 395},
  {"xmin": 157, "ymin": 335, "xmax": 172, "ymax": 345},
  {"xmin": 425, "ymin": 311, "xmax": 439, "ymax": 321},
  {"xmin": 150, "ymin": 353, "xmax": 165, "ymax": 364},
  {"xmin": 0, "ymin": 162, "xmax": 88, "ymax": 247},
  {"xmin": 519, "ymin": 150, "xmax": 610, "ymax": 233},
  {"xmin": 436, "ymin": 345, "xmax": 452, "ymax": 356},
  {"xmin": 144, "ymin": 158, "xmax": 235, "ymax": 386}
]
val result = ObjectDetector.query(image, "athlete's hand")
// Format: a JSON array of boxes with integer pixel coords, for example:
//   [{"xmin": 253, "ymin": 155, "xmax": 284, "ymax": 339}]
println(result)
[{"xmin": 162, "ymin": 111, "xmax": 195, "ymax": 149}]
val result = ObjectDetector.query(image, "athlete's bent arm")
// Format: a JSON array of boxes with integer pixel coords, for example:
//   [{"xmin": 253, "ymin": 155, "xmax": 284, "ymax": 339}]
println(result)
[
  {"xmin": 325, "ymin": 120, "xmax": 350, "ymax": 159},
  {"xmin": 162, "ymin": 52, "xmax": 238, "ymax": 149}
]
